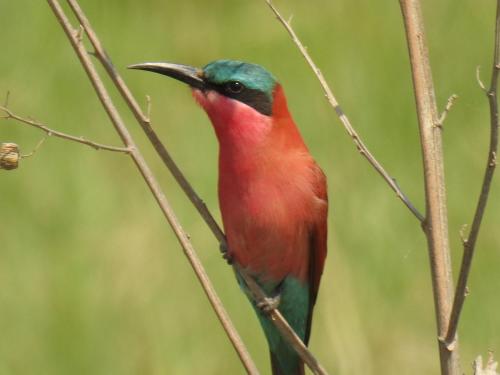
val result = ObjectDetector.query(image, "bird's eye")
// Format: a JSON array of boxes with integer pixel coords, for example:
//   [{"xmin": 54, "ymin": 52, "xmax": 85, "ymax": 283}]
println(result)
[{"xmin": 225, "ymin": 81, "xmax": 244, "ymax": 94}]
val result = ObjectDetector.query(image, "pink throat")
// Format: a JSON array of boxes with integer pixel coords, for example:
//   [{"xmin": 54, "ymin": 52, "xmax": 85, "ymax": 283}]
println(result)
[{"xmin": 192, "ymin": 89, "xmax": 272, "ymax": 152}]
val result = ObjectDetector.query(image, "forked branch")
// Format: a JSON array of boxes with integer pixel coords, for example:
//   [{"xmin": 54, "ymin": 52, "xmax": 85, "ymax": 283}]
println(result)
[
  {"xmin": 399, "ymin": 0, "xmax": 459, "ymax": 374},
  {"xmin": 1, "ymin": 105, "xmax": 131, "ymax": 153}
]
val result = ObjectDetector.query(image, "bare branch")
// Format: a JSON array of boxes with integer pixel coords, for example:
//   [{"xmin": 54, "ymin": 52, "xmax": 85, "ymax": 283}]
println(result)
[
  {"xmin": 65, "ymin": 0, "xmax": 228, "ymax": 244},
  {"xmin": 1, "ymin": 105, "xmax": 130, "ymax": 153},
  {"xmin": 264, "ymin": 0, "xmax": 424, "ymax": 222},
  {"xmin": 63, "ymin": 0, "xmax": 330, "ymax": 373},
  {"xmin": 47, "ymin": 1, "xmax": 259, "ymax": 374},
  {"xmin": 445, "ymin": 0, "xmax": 500, "ymax": 349},
  {"xmin": 399, "ymin": 0, "xmax": 460, "ymax": 374}
]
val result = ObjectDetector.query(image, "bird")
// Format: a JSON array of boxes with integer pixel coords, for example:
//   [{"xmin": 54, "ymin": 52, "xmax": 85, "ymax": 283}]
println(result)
[{"xmin": 129, "ymin": 59, "xmax": 328, "ymax": 375}]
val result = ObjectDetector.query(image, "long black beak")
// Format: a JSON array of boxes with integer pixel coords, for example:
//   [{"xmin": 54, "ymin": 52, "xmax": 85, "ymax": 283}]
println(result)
[{"xmin": 128, "ymin": 62, "xmax": 206, "ymax": 90}]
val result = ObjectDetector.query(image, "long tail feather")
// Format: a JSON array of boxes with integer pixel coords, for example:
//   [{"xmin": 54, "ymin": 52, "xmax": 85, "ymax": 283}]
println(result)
[{"xmin": 270, "ymin": 351, "xmax": 304, "ymax": 375}]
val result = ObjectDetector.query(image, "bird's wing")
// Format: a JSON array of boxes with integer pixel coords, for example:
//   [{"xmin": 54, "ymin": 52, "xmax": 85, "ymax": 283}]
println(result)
[{"xmin": 304, "ymin": 163, "xmax": 328, "ymax": 345}]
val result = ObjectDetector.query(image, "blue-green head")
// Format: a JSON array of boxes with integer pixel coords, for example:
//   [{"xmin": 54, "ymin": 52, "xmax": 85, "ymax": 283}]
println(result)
[{"xmin": 129, "ymin": 59, "xmax": 278, "ymax": 116}]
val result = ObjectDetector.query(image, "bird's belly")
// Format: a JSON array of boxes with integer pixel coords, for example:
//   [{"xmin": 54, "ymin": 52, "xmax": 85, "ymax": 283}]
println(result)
[{"xmin": 221, "ymin": 180, "xmax": 314, "ymax": 283}]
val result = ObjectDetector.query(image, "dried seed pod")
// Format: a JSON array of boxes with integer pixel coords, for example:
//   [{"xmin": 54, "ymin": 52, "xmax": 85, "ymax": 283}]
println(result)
[{"xmin": 0, "ymin": 143, "xmax": 20, "ymax": 170}]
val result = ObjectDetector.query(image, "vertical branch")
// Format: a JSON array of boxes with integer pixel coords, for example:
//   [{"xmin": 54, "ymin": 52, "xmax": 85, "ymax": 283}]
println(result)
[
  {"xmin": 46, "ymin": 1, "xmax": 259, "ymax": 374},
  {"xmin": 399, "ymin": 1, "xmax": 460, "ymax": 374},
  {"xmin": 445, "ymin": 0, "xmax": 500, "ymax": 346}
]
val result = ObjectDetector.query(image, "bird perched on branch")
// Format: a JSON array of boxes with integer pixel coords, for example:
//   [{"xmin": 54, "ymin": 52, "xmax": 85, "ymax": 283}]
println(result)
[{"xmin": 130, "ymin": 59, "xmax": 328, "ymax": 375}]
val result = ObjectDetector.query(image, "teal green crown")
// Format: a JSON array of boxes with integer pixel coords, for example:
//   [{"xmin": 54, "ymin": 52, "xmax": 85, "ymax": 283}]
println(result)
[{"xmin": 203, "ymin": 60, "xmax": 277, "ymax": 99}]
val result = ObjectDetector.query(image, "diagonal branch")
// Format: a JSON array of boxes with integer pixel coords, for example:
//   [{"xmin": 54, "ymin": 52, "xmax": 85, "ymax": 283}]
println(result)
[
  {"xmin": 1, "ymin": 105, "xmax": 131, "ymax": 153},
  {"xmin": 63, "ymin": 1, "xmax": 330, "ymax": 374},
  {"xmin": 66, "ymin": 0, "xmax": 226, "ymax": 243},
  {"xmin": 445, "ymin": 0, "xmax": 500, "ymax": 348},
  {"xmin": 264, "ymin": 0, "xmax": 424, "ymax": 223},
  {"xmin": 46, "ymin": 1, "xmax": 259, "ymax": 374}
]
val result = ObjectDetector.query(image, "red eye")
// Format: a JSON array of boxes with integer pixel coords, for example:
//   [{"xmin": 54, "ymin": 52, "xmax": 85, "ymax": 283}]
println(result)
[{"xmin": 225, "ymin": 81, "xmax": 244, "ymax": 94}]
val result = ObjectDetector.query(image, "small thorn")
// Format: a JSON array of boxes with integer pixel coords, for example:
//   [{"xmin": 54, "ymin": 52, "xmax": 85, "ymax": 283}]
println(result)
[
  {"xmin": 490, "ymin": 151, "xmax": 497, "ymax": 167},
  {"xmin": 4, "ymin": 91, "xmax": 10, "ymax": 107},
  {"xmin": 146, "ymin": 94, "xmax": 152, "ymax": 121},
  {"xmin": 459, "ymin": 224, "xmax": 469, "ymax": 244},
  {"xmin": 75, "ymin": 25, "xmax": 84, "ymax": 42},
  {"xmin": 477, "ymin": 66, "xmax": 487, "ymax": 92}
]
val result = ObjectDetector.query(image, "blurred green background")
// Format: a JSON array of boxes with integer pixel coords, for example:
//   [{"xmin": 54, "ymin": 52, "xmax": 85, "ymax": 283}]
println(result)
[{"xmin": 1, "ymin": 1, "xmax": 499, "ymax": 374}]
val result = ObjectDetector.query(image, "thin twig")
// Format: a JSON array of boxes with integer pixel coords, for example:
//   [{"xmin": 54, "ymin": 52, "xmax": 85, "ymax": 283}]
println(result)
[
  {"xmin": 445, "ymin": 0, "xmax": 500, "ymax": 348},
  {"xmin": 46, "ymin": 2, "xmax": 259, "ymax": 375},
  {"xmin": 399, "ymin": 1, "xmax": 460, "ymax": 374},
  {"xmin": 438, "ymin": 94, "xmax": 459, "ymax": 127},
  {"xmin": 1, "ymin": 105, "xmax": 130, "ymax": 153},
  {"xmin": 264, "ymin": 0, "xmax": 424, "ymax": 223},
  {"xmin": 21, "ymin": 137, "xmax": 46, "ymax": 158},
  {"xmin": 64, "ymin": 2, "xmax": 330, "ymax": 374}
]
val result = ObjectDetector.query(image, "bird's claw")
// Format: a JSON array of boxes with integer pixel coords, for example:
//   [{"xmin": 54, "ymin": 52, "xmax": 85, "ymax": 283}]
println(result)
[
  {"xmin": 220, "ymin": 242, "xmax": 233, "ymax": 265},
  {"xmin": 257, "ymin": 295, "xmax": 281, "ymax": 314}
]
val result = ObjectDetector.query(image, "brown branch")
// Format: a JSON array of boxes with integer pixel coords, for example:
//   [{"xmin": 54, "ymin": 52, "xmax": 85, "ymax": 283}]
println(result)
[
  {"xmin": 1, "ymin": 105, "xmax": 130, "ymax": 153},
  {"xmin": 399, "ymin": 1, "xmax": 460, "ymax": 374},
  {"xmin": 46, "ymin": 1, "xmax": 259, "ymax": 374},
  {"xmin": 65, "ymin": 0, "xmax": 226, "ymax": 243},
  {"xmin": 264, "ymin": 0, "xmax": 424, "ymax": 223},
  {"xmin": 445, "ymin": 0, "xmax": 500, "ymax": 349},
  {"xmin": 63, "ymin": 1, "xmax": 330, "ymax": 374}
]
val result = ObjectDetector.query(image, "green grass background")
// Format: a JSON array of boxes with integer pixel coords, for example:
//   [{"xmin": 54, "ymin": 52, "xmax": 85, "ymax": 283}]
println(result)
[{"xmin": 1, "ymin": 1, "xmax": 499, "ymax": 374}]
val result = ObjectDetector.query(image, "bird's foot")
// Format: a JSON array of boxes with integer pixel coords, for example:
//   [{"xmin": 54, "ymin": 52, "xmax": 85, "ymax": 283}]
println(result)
[
  {"xmin": 220, "ymin": 242, "xmax": 233, "ymax": 265},
  {"xmin": 257, "ymin": 294, "xmax": 281, "ymax": 314}
]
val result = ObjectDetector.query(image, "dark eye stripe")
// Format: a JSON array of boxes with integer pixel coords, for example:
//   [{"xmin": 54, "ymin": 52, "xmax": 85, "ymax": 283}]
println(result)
[{"xmin": 210, "ymin": 82, "xmax": 273, "ymax": 116}]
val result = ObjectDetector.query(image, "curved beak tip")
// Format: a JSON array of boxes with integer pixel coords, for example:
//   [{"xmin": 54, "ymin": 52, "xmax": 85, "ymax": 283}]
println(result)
[{"xmin": 126, "ymin": 61, "xmax": 205, "ymax": 90}]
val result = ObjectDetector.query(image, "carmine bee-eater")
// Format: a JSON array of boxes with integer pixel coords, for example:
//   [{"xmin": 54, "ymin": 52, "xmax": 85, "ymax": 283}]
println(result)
[{"xmin": 129, "ymin": 60, "xmax": 328, "ymax": 375}]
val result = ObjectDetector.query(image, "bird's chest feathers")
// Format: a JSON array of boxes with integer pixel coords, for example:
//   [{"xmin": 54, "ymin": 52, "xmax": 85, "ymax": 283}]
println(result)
[
  {"xmin": 220, "ymin": 151, "xmax": 315, "ymax": 222},
  {"xmin": 219, "ymin": 151, "xmax": 318, "ymax": 281}
]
